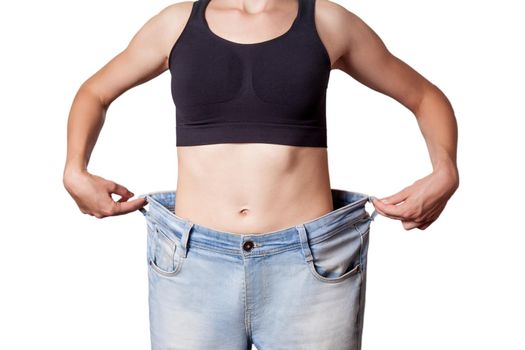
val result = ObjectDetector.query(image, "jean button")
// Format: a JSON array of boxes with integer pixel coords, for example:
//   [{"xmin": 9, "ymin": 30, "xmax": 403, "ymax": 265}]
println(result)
[{"xmin": 243, "ymin": 240, "xmax": 254, "ymax": 252}]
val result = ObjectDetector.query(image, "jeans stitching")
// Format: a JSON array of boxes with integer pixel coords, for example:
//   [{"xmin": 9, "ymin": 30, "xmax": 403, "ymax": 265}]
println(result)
[
  {"xmin": 187, "ymin": 241, "xmax": 302, "ymax": 257},
  {"xmin": 148, "ymin": 224, "xmax": 184, "ymax": 277},
  {"xmin": 308, "ymin": 215, "xmax": 367, "ymax": 246},
  {"xmin": 306, "ymin": 259, "xmax": 361, "ymax": 284}
]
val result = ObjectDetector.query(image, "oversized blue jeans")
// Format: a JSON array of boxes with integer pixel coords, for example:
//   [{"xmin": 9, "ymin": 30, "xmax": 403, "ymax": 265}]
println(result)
[{"xmin": 138, "ymin": 188, "xmax": 377, "ymax": 350}]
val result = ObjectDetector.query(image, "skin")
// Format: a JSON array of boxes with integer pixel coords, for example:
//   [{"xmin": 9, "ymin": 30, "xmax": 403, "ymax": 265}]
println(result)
[{"xmin": 63, "ymin": 0, "xmax": 459, "ymax": 232}]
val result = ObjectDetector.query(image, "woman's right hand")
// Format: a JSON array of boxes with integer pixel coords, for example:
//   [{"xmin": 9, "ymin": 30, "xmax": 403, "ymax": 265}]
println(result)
[{"xmin": 63, "ymin": 169, "xmax": 147, "ymax": 218}]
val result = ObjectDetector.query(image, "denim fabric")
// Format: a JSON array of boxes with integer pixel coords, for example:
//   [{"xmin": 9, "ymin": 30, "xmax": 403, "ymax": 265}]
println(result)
[{"xmin": 138, "ymin": 188, "xmax": 377, "ymax": 350}]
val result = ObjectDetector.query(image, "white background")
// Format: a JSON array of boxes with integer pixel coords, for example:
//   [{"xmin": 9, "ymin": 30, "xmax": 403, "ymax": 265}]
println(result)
[{"xmin": 1, "ymin": 0, "xmax": 523, "ymax": 349}]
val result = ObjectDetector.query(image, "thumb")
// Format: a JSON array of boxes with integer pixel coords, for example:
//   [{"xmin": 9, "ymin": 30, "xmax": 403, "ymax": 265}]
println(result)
[
  {"xmin": 380, "ymin": 187, "xmax": 410, "ymax": 205},
  {"xmin": 113, "ymin": 197, "xmax": 148, "ymax": 216}
]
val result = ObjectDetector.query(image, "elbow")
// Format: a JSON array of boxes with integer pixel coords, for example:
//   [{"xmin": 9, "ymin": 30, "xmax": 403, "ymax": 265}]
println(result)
[
  {"xmin": 79, "ymin": 80, "xmax": 111, "ymax": 110},
  {"xmin": 412, "ymin": 82, "xmax": 451, "ymax": 117}
]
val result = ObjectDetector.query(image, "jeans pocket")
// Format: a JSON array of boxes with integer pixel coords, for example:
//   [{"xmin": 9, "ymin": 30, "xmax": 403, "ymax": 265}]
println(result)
[
  {"xmin": 147, "ymin": 223, "xmax": 185, "ymax": 277},
  {"xmin": 306, "ymin": 220, "xmax": 365, "ymax": 284}
]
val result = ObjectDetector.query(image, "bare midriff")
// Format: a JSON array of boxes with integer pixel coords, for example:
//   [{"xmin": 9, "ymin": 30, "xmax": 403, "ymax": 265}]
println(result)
[{"xmin": 175, "ymin": 143, "xmax": 334, "ymax": 235}]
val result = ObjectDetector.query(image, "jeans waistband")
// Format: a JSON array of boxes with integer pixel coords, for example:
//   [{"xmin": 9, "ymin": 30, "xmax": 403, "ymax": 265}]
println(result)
[{"xmin": 137, "ymin": 189, "xmax": 377, "ymax": 256}]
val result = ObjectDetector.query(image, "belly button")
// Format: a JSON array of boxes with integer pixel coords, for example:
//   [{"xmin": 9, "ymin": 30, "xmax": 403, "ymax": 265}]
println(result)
[{"xmin": 239, "ymin": 208, "xmax": 250, "ymax": 216}]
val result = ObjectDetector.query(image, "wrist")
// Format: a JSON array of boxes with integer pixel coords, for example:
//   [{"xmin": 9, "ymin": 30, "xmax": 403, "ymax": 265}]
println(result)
[
  {"xmin": 63, "ymin": 166, "xmax": 88, "ymax": 181},
  {"xmin": 433, "ymin": 160, "xmax": 459, "ymax": 185}
]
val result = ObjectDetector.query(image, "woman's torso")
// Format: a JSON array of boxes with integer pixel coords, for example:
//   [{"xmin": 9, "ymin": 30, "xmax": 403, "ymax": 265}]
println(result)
[
  {"xmin": 175, "ymin": 144, "xmax": 333, "ymax": 234},
  {"xmin": 170, "ymin": 0, "xmax": 337, "ymax": 234}
]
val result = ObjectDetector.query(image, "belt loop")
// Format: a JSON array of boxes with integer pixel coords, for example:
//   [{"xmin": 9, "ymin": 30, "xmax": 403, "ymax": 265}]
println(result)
[
  {"xmin": 296, "ymin": 224, "xmax": 313, "ymax": 263},
  {"xmin": 179, "ymin": 221, "xmax": 194, "ymax": 258},
  {"xmin": 138, "ymin": 195, "xmax": 149, "ymax": 216},
  {"xmin": 367, "ymin": 195, "xmax": 379, "ymax": 221}
]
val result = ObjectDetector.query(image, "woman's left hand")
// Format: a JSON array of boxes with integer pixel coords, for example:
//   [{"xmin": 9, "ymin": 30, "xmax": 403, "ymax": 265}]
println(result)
[{"xmin": 371, "ymin": 166, "xmax": 459, "ymax": 230}]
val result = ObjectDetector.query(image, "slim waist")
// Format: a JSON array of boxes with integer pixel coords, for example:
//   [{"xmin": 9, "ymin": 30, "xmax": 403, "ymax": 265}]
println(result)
[{"xmin": 138, "ymin": 188, "xmax": 377, "ymax": 256}]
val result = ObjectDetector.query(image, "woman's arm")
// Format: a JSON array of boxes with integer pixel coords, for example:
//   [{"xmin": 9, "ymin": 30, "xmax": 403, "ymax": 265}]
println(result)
[
  {"xmin": 317, "ymin": 1, "xmax": 459, "ymax": 229},
  {"xmin": 63, "ymin": 1, "xmax": 195, "ymax": 218}
]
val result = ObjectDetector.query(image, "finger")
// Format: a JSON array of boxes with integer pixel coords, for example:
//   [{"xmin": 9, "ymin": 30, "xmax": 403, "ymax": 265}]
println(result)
[
  {"xmin": 117, "ymin": 195, "xmax": 133, "ymax": 203},
  {"xmin": 412, "ymin": 204, "xmax": 443, "ymax": 229},
  {"xmin": 402, "ymin": 220, "xmax": 420, "ymax": 230},
  {"xmin": 373, "ymin": 199, "xmax": 410, "ymax": 220},
  {"xmin": 372, "ymin": 199, "xmax": 406, "ymax": 220},
  {"xmin": 403, "ymin": 220, "xmax": 432, "ymax": 231},
  {"xmin": 108, "ymin": 181, "xmax": 134, "ymax": 199},
  {"xmin": 379, "ymin": 187, "xmax": 411, "ymax": 205},
  {"xmin": 418, "ymin": 221, "xmax": 432, "ymax": 230},
  {"xmin": 417, "ymin": 202, "xmax": 445, "ymax": 224},
  {"xmin": 111, "ymin": 197, "xmax": 148, "ymax": 216}
]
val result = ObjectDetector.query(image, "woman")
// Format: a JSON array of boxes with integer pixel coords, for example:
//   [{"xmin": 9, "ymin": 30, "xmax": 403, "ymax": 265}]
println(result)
[{"xmin": 63, "ymin": 0, "xmax": 459, "ymax": 349}]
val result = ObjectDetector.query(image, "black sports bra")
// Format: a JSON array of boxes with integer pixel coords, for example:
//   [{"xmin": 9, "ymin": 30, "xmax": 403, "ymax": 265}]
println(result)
[{"xmin": 169, "ymin": 0, "xmax": 332, "ymax": 147}]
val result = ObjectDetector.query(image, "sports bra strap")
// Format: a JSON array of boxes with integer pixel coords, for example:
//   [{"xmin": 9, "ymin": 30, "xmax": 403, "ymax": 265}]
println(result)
[{"xmin": 196, "ymin": 0, "xmax": 310, "ymax": 31}]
